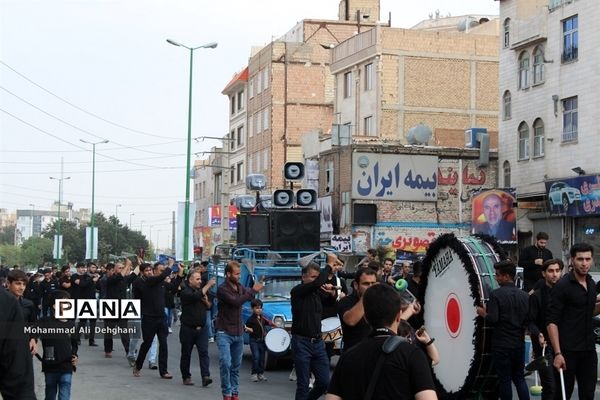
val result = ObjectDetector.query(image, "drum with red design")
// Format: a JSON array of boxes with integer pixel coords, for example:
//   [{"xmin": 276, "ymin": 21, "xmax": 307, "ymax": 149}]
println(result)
[{"xmin": 422, "ymin": 233, "xmax": 506, "ymax": 399}]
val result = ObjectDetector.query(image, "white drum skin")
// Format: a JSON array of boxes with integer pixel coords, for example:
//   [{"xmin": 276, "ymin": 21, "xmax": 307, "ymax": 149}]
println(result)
[{"xmin": 265, "ymin": 327, "xmax": 291, "ymax": 355}]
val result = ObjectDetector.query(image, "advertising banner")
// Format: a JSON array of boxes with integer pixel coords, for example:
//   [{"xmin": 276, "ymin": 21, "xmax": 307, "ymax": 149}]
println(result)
[{"xmin": 545, "ymin": 175, "xmax": 600, "ymax": 216}]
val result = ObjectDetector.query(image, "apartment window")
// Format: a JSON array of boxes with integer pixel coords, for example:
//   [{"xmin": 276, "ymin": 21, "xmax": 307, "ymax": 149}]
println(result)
[
  {"xmin": 214, "ymin": 173, "xmax": 222, "ymax": 204},
  {"xmin": 533, "ymin": 118, "xmax": 545, "ymax": 157},
  {"xmin": 262, "ymin": 108, "xmax": 269, "ymax": 131},
  {"xmin": 237, "ymin": 126, "xmax": 244, "ymax": 147},
  {"xmin": 562, "ymin": 96, "xmax": 578, "ymax": 142},
  {"xmin": 325, "ymin": 161, "xmax": 334, "ymax": 193},
  {"xmin": 255, "ymin": 152, "xmax": 260, "ymax": 173},
  {"xmin": 249, "ymin": 78, "xmax": 254, "ymax": 98},
  {"xmin": 230, "ymin": 166, "xmax": 235, "ymax": 184},
  {"xmin": 562, "ymin": 15, "xmax": 578, "ymax": 63},
  {"xmin": 256, "ymin": 71, "xmax": 262, "ymax": 94},
  {"xmin": 364, "ymin": 63, "xmax": 373, "ymax": 91},
  {"xmin": 230, "ymin": 95, "xmax": 235, "ymax": 115},
  {"xmin": 503, "ymin": 90, "xmax": 512, "ymax": 120},
  {"xmin": 256, "ymin": 111, "xmax": 262, "ymax": 133},
  {"xmin": 254, "ymin": 113, "xmax": 260, "ymax": 135},
  {"xmin": 248, "ymin": 115, "xmax": 253, "ymax": 138},
  {"xmin": 503, "ymin": 161, "xmax": 511, "ymax": 188},
  {"xmin": 263, "ymin": 149, "xmax": 268, "ymax": 171},
  {"xmin": 518, "ymin": 52, "xmax": 529, "ymax": 89},
  {"xmin": 230, "ymin": 130, "xmax": 235, "ymax": 151},
  {"xmin": 237, "ymin": 90, "xmax": 244, "ymax": 111},
  {"xmin": 262, "ymin": 68, "xmax": 269, "ymax": 91},
  {"xmin": 533, "ymin": 47, "xmax": 545, "ymax": 84},
  {"xmin": 518, "ymin": 122, "xmax": 529, "ymax": 160},
  {"xmin": 236, "ymin": 162, "xmax": 243, "ymax": 182},
  {"xmin": 503, "ymin": 18, "xmax": 510, "ymax": 48},
  {"xmin": 343, "ymin": 71, "xmax": 352, "ymax": 98},
  {"xmin": 364, "ymin": 116, "xmax": 374, "ymax": 136}
]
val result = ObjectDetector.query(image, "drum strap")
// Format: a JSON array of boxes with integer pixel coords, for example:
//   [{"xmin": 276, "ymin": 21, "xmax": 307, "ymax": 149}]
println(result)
[{"xmin": 364, "ymin": 336, "xmax": 406, "ymax": 400}]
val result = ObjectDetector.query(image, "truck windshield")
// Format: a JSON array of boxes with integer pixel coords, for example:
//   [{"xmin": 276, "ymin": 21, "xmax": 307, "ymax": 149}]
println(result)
[{"xmin": 260, "ymin": 277, "xmax": 299, "ymax": 301}]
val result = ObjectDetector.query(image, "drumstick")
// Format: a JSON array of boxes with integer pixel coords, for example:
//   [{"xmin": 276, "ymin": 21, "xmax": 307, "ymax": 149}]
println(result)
[{"xmin": 559, "ymin": 368, "xmax": 566, "ymax": 400}]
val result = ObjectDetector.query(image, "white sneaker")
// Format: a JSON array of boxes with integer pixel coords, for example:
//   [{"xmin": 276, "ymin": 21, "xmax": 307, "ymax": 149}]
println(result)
[
  {"xmin": 208, "ymin": 337, "xmax": 215, "ymax": 343},
  {"xmin": 168, "ymin": 327, "xmax": 173, "ymax": 333},
  {"xmin": 258, "ymin": 373, "xmax": 267, "ymax": 381},
  {"xmin": 289, "ymin": 368, "xmax": 296, "ymax": 381},
  {"xmin": 251, "ymin": 374, "xmax": 259, "ymax": 382}
]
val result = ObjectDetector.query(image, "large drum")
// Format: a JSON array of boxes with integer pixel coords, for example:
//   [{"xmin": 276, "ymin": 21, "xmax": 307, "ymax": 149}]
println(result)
[
  {"xmin": 422, "ymin": 234, "xmax": 505, "ymax": 399},
  {"xmin": 265, "ymin": 328, "xmax": 291, "ymax": 355}
]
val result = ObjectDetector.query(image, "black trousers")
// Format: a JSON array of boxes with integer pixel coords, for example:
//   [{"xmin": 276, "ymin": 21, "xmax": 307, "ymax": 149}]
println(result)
[
  {"xmin": 179, "ymin": 324, "xmax": 210, "ymax": 380},
  {"xmin": 531, "ymin": 340, "xmax": 555, "ymax": 400},
  {"xmin": 103, "ymin": 319, "xmax": 130, "ymax": 354},
  {"xmin": 555, "ymin": 350, "xmax": 597, "ymax": 400},
  {"xmin": 135, "ymin": 316, "xmax": 169, "ymax": 375}
]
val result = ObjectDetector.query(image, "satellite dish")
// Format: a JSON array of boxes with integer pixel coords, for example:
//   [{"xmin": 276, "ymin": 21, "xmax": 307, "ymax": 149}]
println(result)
[{"xmin": 405, "ymin": 123, "xmax": 432, "ymax": 145}]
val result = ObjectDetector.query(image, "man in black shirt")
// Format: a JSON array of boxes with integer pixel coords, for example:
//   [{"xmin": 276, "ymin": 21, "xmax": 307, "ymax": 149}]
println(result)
[
  {"xmin": 476, "ymin": 260, "xmax": 529, "ymax": 400},
  {"xmin": 179, "ymin": 271, "xmax": 216, "ymax": 387},
  {"xmin": 290, "ymin": 262, "xmax": 332, "ymax": 400},
  {"xmin": 103, "ymin": 262, "xmax": 137, "ymax": 359},
  {"xmin": 519, "ymin": 232, "xmax": 553, "ymax": 292},
  {"xmin": 528, "ymin": 258, "xmax": 563, "ymax": 400},
  {"xmin": 336, "ymin": 268, "xmax": 377, "ymax": 352},
  {"xmin": 133, "ymin": 260, "xmax": 183, "ymax": 379},
  {"xmin": 327, "ymin": 282, "xmax": 436, "ymax": 400},
  {"xmin": 72, "ymin": 262, "xmax": 99, "ymax": 346},
  {"xmin": 40, "ymin": 268, "xmax": 59, "ymax": 317},
  {"xmin": 547, "ymin": 242, "xmax": 599, "ymax": 400},
  {"xmin": 7, "ymin": 269, "xmax": 37, "ymax": 354}
]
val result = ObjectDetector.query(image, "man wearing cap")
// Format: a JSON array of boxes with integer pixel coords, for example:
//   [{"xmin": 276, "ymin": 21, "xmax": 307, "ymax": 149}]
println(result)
[{"xmin": 39, "ymin": 267, "xmax": 59, "ymax": 317}]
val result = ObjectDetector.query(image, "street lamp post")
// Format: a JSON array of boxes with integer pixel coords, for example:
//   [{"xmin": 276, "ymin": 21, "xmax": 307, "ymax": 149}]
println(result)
[
  {"xmin": 50, "ymin": 176, "xmax": 71, "ymax": 264},
  {"xmin": 80, "ymin": 139, "xmax": 109, "ymax": 261},
  {"xmin": 129, "ymin": 213, "xmax": 135, "ymax": 228},
  {"xmin": 167, "ymin": 38, "xmax": 217, "ymax": 262},
  {"xmin": 28, "ymin": 203, "xmax": 35, "ymax": 238},
  {"xmin": 114, "ymin": 204, "xmax": 122, "ymax": 250}
]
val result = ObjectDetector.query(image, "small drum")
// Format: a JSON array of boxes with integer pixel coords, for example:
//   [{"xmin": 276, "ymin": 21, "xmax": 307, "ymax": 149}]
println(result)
[
  {"xmin": 422, "ymin": 234, "xmax": 504, "ymax": 399},
  {"xmin": 265, "ymin": 328, "xmax": 291, "ymax": 355},
  {"xmin": 321, "ymin": 317, "xmax": 343, "ymax": 343}
]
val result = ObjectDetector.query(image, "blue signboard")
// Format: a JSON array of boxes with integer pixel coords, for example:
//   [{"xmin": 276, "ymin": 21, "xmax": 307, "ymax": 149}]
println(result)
[{"xmin": 545, "ymin": 175, "xmax": 600, "ymax": 216}]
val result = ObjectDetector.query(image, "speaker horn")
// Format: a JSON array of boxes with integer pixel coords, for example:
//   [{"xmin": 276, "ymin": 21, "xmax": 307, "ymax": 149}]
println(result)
[
  {"xmin": 284, "ymin": 162, "xmax": 305, "ymax": 181},
  {"xmin": 296, "ymin": 189, "xmax": 317, "ymax": 207},
  {"xmin": 273, "ymin": 189, "xmax": 295, "ymax": 207}
]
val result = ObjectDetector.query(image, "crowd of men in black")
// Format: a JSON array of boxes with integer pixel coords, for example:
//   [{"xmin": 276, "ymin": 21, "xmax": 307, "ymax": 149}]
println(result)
[{"xmin": 1, "ymin": 233, "xmax": 599, "ymax": 400}]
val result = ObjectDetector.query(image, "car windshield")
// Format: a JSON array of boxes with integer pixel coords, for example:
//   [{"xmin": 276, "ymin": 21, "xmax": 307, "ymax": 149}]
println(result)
[{"xmin": 259, "ymin": 277, "xmax": 299, "ymax": 301}]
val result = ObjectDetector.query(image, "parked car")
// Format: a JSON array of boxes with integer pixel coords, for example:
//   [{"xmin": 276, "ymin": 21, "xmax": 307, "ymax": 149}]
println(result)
[{"xmin": 548, "ymin": 181, "xmax": 581, "ymax": 213}]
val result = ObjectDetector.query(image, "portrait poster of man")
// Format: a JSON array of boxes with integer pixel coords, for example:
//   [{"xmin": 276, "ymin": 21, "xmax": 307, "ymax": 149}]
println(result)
[{"xmin": 471, "ymin": 188, "xmax": 517, "ymax": 243}]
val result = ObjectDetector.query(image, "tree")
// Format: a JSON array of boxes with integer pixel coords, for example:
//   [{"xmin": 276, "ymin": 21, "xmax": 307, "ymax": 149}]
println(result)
[
  {"xmin": 21, "ymin": 236, "xmax": 54, "ymax": 267},
  {"xmin": 42, "ymin": 212, "xmax": 150, "ymax": 263},
  {"xmin": 0, "ymin": 244, "xmax": 22, "ymax": 266},
  {"xmin": 0, "ymin": 225, "xmax": 16, "ymax": 245}
]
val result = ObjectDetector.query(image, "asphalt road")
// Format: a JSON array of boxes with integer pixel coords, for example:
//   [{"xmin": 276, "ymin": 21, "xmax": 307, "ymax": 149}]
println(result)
[{"xmin": 30, "ymin": 323, "xmax": 599, "ymax": 400}]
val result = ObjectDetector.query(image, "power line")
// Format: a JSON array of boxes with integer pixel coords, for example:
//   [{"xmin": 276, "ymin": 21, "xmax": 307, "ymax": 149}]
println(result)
[
  {"xmin": 0, "ymin": 153, "xmax": 183, "ymax": 165},
  {"xmin": 0, "ymin": 140, "xmax": 186, "ymax": 153},
  {"xmin": 0, "ymin": 60, "xmax": 181, "ymax": 140},
  {"xmin": 0, "ymin": 107, "xmax": 182, "ymax": 169},
  {"xmin": 0, "ymin": 183, "xmax": 180, "ymax": 200},
  {"xmin": 0, "ymin": 85, "xmax": 184, "ymax": 156}
]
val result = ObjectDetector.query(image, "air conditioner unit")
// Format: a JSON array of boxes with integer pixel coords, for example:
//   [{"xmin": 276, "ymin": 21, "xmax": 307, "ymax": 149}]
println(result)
[{"xmin": 465, "ymin": 128, "xmax": 488, "ymax": 148}]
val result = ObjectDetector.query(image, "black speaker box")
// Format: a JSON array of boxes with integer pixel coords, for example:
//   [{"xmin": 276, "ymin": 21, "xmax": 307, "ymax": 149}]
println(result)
[
  {"xmin": 270, "ymin": 210, "xmax": 320, "ymax": 251},
  {"xmin": 237, "ymin": 213, "xmax": 270, "ymax": 246},
  {"xmin": 353, "ymin": 203, "xmax": 377, "ymax": 225}
]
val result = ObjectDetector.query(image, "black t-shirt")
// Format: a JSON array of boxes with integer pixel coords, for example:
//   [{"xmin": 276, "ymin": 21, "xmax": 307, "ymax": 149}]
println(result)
[
  {"xmin": 336, "ymin": 293, "xmax": 371, "ymax": 351},
  {"xmin": 328, "ymin": 334, "xmax": 435, "ymax": 400}
]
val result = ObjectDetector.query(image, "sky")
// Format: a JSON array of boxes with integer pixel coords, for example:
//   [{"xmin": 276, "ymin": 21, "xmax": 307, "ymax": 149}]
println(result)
[{"xmin": 0, "ymin": 0, "xmax": 499, "ymax": 250}]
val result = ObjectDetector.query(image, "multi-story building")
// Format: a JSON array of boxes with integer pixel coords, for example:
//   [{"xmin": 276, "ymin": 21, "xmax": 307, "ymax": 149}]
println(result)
[
  {"xmin": 245, "ymin": 0, "xmax": 379, "ymax": 191},
  {"xmin": 15, "ymin": 202, "xmax": 72, "ymax": 245},
  {"xmin": 311, "ymin": 18, "xmax": 500, "ymax": 253},
  {"xmin": 498, "ymin": 0, "xmax": 599, "ymax": 268}
]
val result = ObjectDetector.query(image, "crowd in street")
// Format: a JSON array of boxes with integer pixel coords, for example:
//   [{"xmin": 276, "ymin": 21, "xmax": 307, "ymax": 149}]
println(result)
[{"xmin": 0, "ymin": 233, "xmax": 599, "ymax": 400}]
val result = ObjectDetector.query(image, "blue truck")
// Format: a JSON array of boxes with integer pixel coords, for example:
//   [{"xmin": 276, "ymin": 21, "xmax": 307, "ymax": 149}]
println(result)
[{"xmin": 208, "ymin": 246, "xmax": 330, "ymax": 369}]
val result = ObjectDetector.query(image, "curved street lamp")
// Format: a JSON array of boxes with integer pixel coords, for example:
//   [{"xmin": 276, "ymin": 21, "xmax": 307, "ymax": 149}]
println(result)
[{"xmin": 166, "ymin": 38, "xmax": 217, "ymax": 261}]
